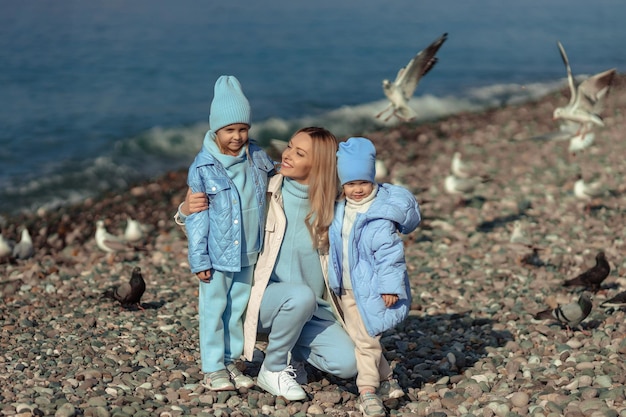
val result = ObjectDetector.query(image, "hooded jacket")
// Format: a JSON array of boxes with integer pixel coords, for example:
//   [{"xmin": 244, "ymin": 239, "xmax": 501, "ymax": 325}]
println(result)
[
  {"xmin": 327, "ymin": 183, "xmax": 421, "ymax": 336},
  {"xmin": 185, "ymin": 136, "xmax": 275, "ymax": 274}
]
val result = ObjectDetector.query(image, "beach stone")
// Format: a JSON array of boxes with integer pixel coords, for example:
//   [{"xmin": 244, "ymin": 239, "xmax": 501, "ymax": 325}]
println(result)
[
  {"xmin": 54, "ymin": 403, "xmax": 76, "ymax": 417},
  {"xmin": 510, "ymin": 391, "xmax": 529, "ymax": 407}
]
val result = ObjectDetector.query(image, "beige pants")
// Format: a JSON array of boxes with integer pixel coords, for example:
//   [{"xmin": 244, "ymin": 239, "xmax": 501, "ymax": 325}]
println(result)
[{"xmin": 338, "ymin": 289, "xmax": 393, "ymax": 391}]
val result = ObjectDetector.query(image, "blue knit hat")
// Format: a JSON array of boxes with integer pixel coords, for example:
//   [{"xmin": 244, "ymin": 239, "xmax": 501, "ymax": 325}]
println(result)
[
  {"xmin": 337, "ymin": 137, "xmax": 377, "ymax": 185},
  {"xmin": 209, "ymin": 75, "xmax": 251, "ymax": 132}
]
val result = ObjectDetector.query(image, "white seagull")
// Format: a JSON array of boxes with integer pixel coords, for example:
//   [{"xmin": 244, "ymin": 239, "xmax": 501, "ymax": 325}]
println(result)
[
  {"xmin": 124, "ymin": 218, "xmax": 145, "ymax": 242},
  {"xmin": 508, "ymin": 220, "xmax": 543, "ymax": 264},
  {"xmin": 568, "ymin": 130, "xmax": 595, "ymax": 155},
  {"xmin": 451, "ymin": 151, "xmax": 485, "ymax": 179},
  {"xmin": 574, "ymin": 174, "xmax": 604, "ymax": 201},
  {"xmin": 12, "ymin": 228, "xmax": 35, "ymax": 260},
  {"xmin": 444, "ymin": 174, "xmax": 489, "ymax": 197},
  {"xmin": 375, "ymin": 33, "xmax": 448, "ymax": 122},
  {"xmin": 553, "ymin": 41, "xmax": 616, "ymax": 136},
  {"xmin": 574, "ymin": 174, "xmax": 604, "ymax": 212},
  {"xmin": 96, "ymin": 220, "xmax": 132, "ymax": 253},
  {"xmin": 0, "ymin": 233, "xmax": 15, "ymax": 258}
]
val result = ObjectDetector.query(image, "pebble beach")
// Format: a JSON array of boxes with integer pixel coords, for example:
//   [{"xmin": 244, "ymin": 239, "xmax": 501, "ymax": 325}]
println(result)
[{"xmin": 2, "ymin": 76, "xmax": 626, "ymax": 417}]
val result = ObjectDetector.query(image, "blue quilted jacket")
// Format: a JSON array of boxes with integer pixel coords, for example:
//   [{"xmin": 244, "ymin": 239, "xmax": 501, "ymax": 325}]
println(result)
[
  {"xmin": 185, "ymin": 139, "xmax": 275, "ymax": 274},
  {"xmin": 328, "ymin": 183, "xmax": 421, "ymax": 336}
]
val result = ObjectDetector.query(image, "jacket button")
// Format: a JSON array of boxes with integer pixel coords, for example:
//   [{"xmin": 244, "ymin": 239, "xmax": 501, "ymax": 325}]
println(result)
[
  {"xmin": 234, "ymin": 219, "xmax": 239, "ymax": 224},
  {"xmin": 234, "ymin": 240, "xmax": 239, "ymax": 245},
  {"xmin": 211, "ymin": 186, "xmax": 217, "ymax": 191}
]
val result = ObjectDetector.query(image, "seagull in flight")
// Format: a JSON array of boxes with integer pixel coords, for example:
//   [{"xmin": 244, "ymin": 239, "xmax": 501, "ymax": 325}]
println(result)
[
  {"xmin": 375, "ymin": 33, "xmax": 448, "ymax": 122},
  {"xmin": 553, "ymin": 41, "xmax": 616, "ymax": 136}
]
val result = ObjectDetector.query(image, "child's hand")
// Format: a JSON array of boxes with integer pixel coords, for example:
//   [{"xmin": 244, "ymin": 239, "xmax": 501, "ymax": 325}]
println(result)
[
  {"xmin": 197, "ymin": 270, "xmax": 212, "ymax": 282},
  {"xmin": 382, "ymin": 294, "xmax": 399, "ymax": 308}
]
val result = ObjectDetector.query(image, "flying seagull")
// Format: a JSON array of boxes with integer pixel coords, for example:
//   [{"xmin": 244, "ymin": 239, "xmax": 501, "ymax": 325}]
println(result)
[
  {"xmin": 563, "ymin": 251, "xmax": 610, "ymax": 292},
  {"xmin": 375, "ymin": 32, "xmax": 448, "ymax": 122},
  {"xmin": 103, "ymin": 266, "xmax": 146, "ymax": 310},
  {"xmin": 553, "ymin": 41, "xmax": 616, "ymax": 136},
  {"xmin": 534, "ymin": 293, "xmax": 593, "ymax": 334}
]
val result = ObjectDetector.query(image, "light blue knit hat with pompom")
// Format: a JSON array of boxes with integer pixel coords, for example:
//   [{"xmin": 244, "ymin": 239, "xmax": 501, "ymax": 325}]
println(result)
[
  {"xmin": 337, "ymin": 137, "xmax": 377, "ymax": 185},
  {"xmin": 209, "ymin": 75, "xmax": 251, "ymax": 132}
]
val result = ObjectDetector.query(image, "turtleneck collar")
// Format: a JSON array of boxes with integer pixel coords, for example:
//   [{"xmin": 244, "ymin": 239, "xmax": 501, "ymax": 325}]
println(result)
[
  {"xmin": 202, "ymin": 130, "xmax": 246, "ymax": 168},
  {"xmin": 345, "ymin": 183, "xmax": 378, "ymax": 206},
  {"xmin": 283, "ymin": 177, "xmax": 309, "ymax": 199}
]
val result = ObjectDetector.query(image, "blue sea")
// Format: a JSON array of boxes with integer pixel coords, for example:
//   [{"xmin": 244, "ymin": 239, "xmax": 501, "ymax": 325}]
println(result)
[{"xmin": 1, "ymin": 0, "xmax": 624, "ymax": 215}]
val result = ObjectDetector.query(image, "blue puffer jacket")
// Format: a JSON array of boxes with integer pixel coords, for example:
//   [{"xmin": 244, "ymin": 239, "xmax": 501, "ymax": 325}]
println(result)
[
  {"xmin": 328, "ymin": 183, "xmax": 421, "ymax": 336},
  {"xmin": 186, "ymin": 138, "xmax": 275, "ymax": 274}
]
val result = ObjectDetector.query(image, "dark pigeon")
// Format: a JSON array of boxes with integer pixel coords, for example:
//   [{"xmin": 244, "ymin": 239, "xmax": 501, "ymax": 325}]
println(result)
[
  {"xmin": 563, "ymin": 251, "xmax": 610, "ymax": 292},
  {"xmin": 103, "ymin": 266, "xmax": 146, "ymax": 310},
  {"xmin": 534, "ymin": 293, "xmax": 593, "ymax": 333},
  {"xmin": 600, "ymin": 290, "xmax": 626, "ymax": 309}
]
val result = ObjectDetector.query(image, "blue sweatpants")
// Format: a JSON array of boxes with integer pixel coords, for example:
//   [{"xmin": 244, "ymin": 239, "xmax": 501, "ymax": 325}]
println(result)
[
  {"xmin": 199, "ymin": 266, "xmax": 253, "ymax": 373},
  {"xmin": 258, "ymin": 281, "xmax": 357, "ymax": 379}
]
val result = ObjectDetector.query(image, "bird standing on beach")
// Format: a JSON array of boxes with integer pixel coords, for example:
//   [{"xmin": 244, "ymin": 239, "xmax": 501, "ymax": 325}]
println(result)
[
  {"xmin": 375, "ymin": 33, "xmax": 448, "ymax": 122},
  {"xmin": 0, "ymin": 233, "xmax": 14, "ymax": 256},
  {"xmin": 12, "ymin": 227, "xmax": 35, "ymax": 260},
  {"xmin": 553, "ymin": 41, "xmax": 616, "ymax": 137},
  {"xmin": 444, "ymin": 173, "xmax": 490, "ymax": 199},
  {"xmin": 534, "ymin": 292, "xmax": 593, "ymax": 334},
  {"xmin": 124, "ymin": 218, "xmax": 145, "ymax": 243},
  {"xmin": 102, "ymin": 266, "xmax": 146, "ymax": 310},
  {"xmin": 600, "ymin": 290, "xmax": 626, "ymax": 310},
  {"xmin": 95, "ymin": 220, "xmax": 132, "ymax": 253},
  {"xmin": 573, "ymin": 174, "xmax": 604, "ymax": 212},
  {"xmin": 508, "ymin": 220, "xmax": 543, "ymax": 266},
  {"xmin": 563, "ymin": 251, "xmax": 610, "ymax": 292}
]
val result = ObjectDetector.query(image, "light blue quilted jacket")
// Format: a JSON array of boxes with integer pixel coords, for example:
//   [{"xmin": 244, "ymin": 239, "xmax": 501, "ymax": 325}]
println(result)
[
  {"xmin": 328, "ymin": 183, "xmax": 421, "ymax": 336},
  {"xmin": 185, "ymin": 140, "xmax": 275, "ymax": 274}
]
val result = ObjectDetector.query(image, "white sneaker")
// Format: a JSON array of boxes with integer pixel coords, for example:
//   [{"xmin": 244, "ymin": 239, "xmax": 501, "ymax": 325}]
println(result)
[{"xmin": 256, "ymin": 364, "xmax": 307, "ymax": 401}]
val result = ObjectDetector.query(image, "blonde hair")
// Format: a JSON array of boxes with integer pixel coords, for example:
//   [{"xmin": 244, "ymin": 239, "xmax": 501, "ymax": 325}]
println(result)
[{"xmin": 294, "ymin": 127, "xmax": 339, "ymax": 253}]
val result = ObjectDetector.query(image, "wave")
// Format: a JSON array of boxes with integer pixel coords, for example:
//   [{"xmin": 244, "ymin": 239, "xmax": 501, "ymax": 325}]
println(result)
[{"xmin": 0, "ymin": 78, "xmax": 567, "ymax": 215}]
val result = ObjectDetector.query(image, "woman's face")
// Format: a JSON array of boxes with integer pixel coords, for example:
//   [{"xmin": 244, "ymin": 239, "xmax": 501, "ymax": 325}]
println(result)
[{"xmin": 281, "ymin": 132, "xmax": 313, "ymax": 184}]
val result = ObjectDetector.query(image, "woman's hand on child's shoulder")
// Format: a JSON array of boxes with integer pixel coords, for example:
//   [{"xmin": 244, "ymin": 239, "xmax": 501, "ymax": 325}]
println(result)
[{"xmin": 181, "ymin": 187, "xmax": 209, "ymax": 215}]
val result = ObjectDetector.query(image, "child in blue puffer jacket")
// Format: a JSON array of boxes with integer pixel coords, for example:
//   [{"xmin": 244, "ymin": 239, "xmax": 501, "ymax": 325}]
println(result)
[
  {"xmin": 181, "ymin": 75, "xmax": 275, "ymax": 391},
  {"xmin": 328, "ymin": 137, "xmax": 421, "ymax": 417}
]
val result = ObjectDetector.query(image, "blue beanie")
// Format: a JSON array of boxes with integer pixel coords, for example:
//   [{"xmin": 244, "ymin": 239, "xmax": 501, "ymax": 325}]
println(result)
[
  {"xmin": 337, "ymin": 137, "xmax": 377, "ymax": 185},
  {"xmin": 209, "ymin": 75, "xmax": 251, "ymax": 132}
]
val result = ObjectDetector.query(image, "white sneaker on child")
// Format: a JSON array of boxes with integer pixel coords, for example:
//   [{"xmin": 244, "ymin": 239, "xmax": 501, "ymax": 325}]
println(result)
[{"xmin": 256, "ymin": 363, "xmax": 307, "ymax": 401}]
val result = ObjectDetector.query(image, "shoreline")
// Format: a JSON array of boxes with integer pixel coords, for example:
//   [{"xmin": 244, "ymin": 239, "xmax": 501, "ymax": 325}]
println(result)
[{"xmin": 2, "ymin": 75, "xmax": 626, "ymax": 416}]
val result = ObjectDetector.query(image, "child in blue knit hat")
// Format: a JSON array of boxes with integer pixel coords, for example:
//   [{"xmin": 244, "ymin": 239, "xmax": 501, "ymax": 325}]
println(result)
[
  {"xmin": 328, "ymin": 137, "xmax": 421, "ymax": 417},
  {"xmin": 181, "ymin": 75, "xmax": 276, "ymax": 391}
]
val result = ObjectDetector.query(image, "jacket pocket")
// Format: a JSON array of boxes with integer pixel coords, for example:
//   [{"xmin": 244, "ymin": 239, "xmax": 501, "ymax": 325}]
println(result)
[{"xmin": 205, "ymin": 178, "xmax": 231, "ymax": 195}]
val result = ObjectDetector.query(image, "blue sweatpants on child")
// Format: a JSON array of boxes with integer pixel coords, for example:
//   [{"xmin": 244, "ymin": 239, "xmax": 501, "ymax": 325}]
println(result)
[
  {"xmin": 258, "ymin": 281, "xmax": 357, "ymax": 379},
  {"xmin": 199, "ymin": 266, "xmax": 253, "ymax": 373}
]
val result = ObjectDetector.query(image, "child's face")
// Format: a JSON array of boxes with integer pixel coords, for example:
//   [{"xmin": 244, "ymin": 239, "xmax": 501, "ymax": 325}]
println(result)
[
  {"xmin": 343, "ymin": 180, "xmax": 374, "ymax": 201},
  {"xmin": 215, "ymin": 123, "xmax": 249, "ymax": 156}
]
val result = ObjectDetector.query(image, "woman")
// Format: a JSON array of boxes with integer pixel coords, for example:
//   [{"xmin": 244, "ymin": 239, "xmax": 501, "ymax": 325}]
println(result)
[{"xmin": 176, "ymin": 127, "xmax": 357, "ymax": 400}]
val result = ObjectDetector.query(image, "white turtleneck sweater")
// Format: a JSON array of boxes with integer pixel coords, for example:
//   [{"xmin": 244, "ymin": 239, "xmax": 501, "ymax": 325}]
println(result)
[{"xmin": 341, "ymin": 184, "xmax": 378, "ymax": 290}]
